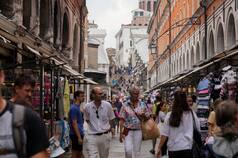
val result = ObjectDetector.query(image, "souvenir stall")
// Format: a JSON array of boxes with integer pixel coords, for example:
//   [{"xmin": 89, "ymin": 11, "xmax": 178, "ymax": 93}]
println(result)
[{"xmin": 195, "ymin": 63, "xmax": 238, "ymax": 140}]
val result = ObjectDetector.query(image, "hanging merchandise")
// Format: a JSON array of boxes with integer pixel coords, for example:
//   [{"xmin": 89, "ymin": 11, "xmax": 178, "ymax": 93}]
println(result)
[
  {"xmin": 220, "ymin": 67, "xmax": 237, "ymax": 101},
  {"xmin": 63, "ymin": 78, "xmax": 70, "ymax": 118},
  {"xmin": 210, "ymin": 72, "xmax": 222, "ymax": 101},
  {"xmin": 58, "ymin": 119, "xmax": 70, "ymax": 151},
  {"xmin": 196, "ymin": 73, "xmax": 212, "ymax": 140}
]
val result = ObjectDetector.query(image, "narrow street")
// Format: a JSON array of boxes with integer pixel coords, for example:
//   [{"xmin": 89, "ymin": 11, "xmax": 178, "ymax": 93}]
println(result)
[
  {"xmin": 64, "ymin": 132, "xmax": 155, "ymax": 158},
  {"xmin": 108, "ymin": 133, "xmax": 154, "ymax": 158}
]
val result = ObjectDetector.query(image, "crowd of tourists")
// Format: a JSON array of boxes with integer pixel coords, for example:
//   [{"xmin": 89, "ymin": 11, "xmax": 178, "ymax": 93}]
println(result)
[{"xmin": 1, "ymin": 61, "xmax": 238, "ymax": 158}]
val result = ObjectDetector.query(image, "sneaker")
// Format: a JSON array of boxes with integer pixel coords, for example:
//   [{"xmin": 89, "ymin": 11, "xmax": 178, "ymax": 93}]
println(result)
[{"xmin": 150, "ymin": 149, "xmax": 155, "ymax": 155}]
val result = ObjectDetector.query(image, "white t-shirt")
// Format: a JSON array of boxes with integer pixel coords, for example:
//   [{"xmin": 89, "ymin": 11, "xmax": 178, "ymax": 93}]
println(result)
[{"xmin": 160, "ymin": 111, "xmax": 200, "ymax": 151}]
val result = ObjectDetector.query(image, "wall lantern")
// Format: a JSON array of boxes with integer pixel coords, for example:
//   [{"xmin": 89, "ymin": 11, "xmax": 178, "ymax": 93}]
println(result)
[{"xmin": 149, "ymin": 43, "xmax": 157, "ymax": 59}]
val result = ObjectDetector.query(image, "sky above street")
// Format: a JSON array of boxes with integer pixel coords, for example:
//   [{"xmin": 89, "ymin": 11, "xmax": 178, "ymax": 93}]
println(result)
[{"xmin": 86, "ymin": 0, "xmax": 138, "ymax": 49}]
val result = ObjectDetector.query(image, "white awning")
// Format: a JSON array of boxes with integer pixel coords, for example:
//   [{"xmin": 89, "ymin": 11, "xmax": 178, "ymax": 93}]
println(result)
[
  {"xmin": 63, "ymin": 65, "xmax": 84, "ymax": 79},
  {"xmin": 83, "ymin": 78, "xmax": 98, "ymax": 85},
  {"xmin": 25, "ymin": 45, "xmax": 41, "ymax": 57}
]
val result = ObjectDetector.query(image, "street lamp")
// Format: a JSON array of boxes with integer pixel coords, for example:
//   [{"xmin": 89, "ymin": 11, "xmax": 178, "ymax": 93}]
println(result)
[{"xmin": 149, "ymin": 43, "xmax": 157, "ymax": 60}]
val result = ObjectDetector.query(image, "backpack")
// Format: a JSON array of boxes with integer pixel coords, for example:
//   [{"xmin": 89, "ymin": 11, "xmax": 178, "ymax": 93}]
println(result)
[{"xmin": 11, "ymin": 103, "xmax": 27, "ymax": 158}]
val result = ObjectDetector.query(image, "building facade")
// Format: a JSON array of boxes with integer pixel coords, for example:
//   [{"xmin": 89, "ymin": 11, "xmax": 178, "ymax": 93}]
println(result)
[
  {"xmin": 115, "ymin": 25, "xmax": 148, "ymax": 67},
  {"xmin": 115, "ymin": 0, "xmax": 155, "ymax": 67},
  {"xmin": 85, "ymin": 22, "xmax": 110, "ymax": 100},
  {"xmin": 0, "ymin": 0, "xmax": 87, "ymax": 71},
  {"xmin": 139, "ymin": 0, "xmax": 157, "ymax": 12},
  {"xmin": 148, "ymin": 0, "xmax": 238, "ymax": 89}
]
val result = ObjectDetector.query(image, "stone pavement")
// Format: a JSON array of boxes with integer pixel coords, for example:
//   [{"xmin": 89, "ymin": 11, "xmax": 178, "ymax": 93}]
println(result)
[
  {"xmin": 108, "ymin": 133, "xmax": 154, "ymax": 158},
  {"xmin": 63, "ymin": 133, "xmax": 156, "ymax": 158}
]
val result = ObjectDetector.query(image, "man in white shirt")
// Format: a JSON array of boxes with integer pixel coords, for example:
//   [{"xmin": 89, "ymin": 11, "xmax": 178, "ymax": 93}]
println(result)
[{"xmin": 84, "ymin": 87, "xmax": 115, "ymax": 158}]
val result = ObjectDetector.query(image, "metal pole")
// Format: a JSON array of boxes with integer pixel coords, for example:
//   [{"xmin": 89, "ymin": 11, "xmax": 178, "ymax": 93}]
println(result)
[
  {"xmin": 50, "ymin": 67, "xmax": 54, "ymax": 137},
  {"xmin": 55, "ymin": 70, "xmax": 59, "ymax": 120},
  {"xmin": 40, "ymin": 63, "xmax": 44, "ymax": 117}
]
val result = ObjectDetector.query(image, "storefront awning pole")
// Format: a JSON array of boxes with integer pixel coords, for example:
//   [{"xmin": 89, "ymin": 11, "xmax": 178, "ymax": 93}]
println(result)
[
  {"xmin": 40, "ymin": 63, "xmax": 44, "ymax": 118},
  {"xmin": 55, "ymin": 69, "xmax": 59, "ymax": 120},
  {"xmin": 50, "ymin": 67, "xmax": 54, "ymax": 137}
]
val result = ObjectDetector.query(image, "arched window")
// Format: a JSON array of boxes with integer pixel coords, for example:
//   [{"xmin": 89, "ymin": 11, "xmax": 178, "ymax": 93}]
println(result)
[
  {"xmin": 0, "ymin": 0, "xmax": 14, "ymax": 18},
  {"xmin": 23, "ymin": 0, "xmax": 31, "ymax": 29},
  {"xmin": 191, "ymin": 47, "xmax": 194, "ymax": 68},
  {"xmin": 196, "ymin": 43, "xmax": 200, "ymax": 62},
  {"xmin": 180, "ymin": 55, "xmax": 182, "ymax": 72},
  {"xmin": 147, "ymin": 1, "xmax": 151, "ymax": 12},
  {"xmin": 217, "ymin": 23, "xmax": 224, "ymax": 53},
  {"xmin": 208, "ymin": 31, "xmax": 215, "ymax": 58},
  {"xmin": 186, "ymin": 51, "xmax": 189, "ymax": 69},
  {"xmin": 227, "ymin": 14, "xmax": 236, "ymax": 48},
  {"xmin": 40, "ymin": 0, "xmax": 50, "ymax": 38},
  {"xmin": 62, "ymin": 12, "xmax": 69, "ymax": 50},
  {"xmin": 73, "ymin": 25, "xmax": 79, "ymax": 65},
  {"xmin": 201, "ymin": 37, "xmax": 206, "ymax": 59},
  {"xmin": 53, "ymin": 1, "xmax": 59, "ymax": 45}
]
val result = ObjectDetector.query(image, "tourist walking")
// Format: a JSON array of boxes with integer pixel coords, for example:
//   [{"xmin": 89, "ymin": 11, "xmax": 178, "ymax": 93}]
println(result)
[
  {"xmin": 119, "ymin": 86, "xmax": 150, "ymax": 158},
  {"xmin": 213, "ymin": 100, "xmax": 238, "ymax": 158},
  {"xmin": 68, "ymin": 90, "xmax": 85, "ymax": 158},
  {"xmin": 157, "ymin": 91, "xmax": 200, "ymax": 158},
  {"xmin": 84, "ymin": 86, "xmax": 115, "ymax": 158},
  {"xmin": 10, "ymin": 74, "xmax": 36, "ymax": 108},
  {"xmin": 150, "ymin": 94, "xmax": 166, "ymax": 155},
  {"xmin": 0, "ymin": 66, "xmax": 49, "ymax": 158}
]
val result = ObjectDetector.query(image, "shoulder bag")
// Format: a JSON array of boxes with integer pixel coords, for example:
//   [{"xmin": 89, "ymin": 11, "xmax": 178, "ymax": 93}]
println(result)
[
  {"xmin": 130, "ymin": 103, "xmax": 160, "ymax": 140},
  {"xmin": 191, "ymin": 110, "xmax": 203, "ymax": 158}
]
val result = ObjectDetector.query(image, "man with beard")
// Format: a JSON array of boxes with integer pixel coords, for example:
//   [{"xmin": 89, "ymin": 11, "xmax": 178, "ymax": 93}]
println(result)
[
  {"xmin": 0, "ymin": 66, "xmax": 49, "ymax": 158},
  {"xmin": 10, "ymin": 74, "xmax": 36, "ymax": 108}
]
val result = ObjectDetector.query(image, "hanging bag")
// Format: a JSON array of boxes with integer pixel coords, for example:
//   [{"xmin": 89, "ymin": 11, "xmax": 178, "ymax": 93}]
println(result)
[
  {"xmin": 141, "ymin": 117, "xmax": 160, "ymax": 140},
  {"xmin": 130, "ymin": 103, "xmax": 160, "ymax": 140},
  {"xmin": 191, "ymin": 110, "xmax": 203, "ymax": 158}
]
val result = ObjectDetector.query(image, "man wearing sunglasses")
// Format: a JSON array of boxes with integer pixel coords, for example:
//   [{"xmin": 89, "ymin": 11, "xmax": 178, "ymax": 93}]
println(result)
[{"xmin": 84, "ymin": 86, "xmax": 115, "ymax": 158}]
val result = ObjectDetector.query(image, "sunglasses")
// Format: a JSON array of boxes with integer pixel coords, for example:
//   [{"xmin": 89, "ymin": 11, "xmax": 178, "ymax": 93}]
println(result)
[{"xmin": 96, "ymin": 110, "xmax": 99, "ymax": 119}]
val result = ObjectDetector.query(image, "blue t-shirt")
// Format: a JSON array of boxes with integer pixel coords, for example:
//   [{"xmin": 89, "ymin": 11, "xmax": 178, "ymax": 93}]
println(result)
[{"xmin": 69, "ymin": 104, "xmax": 84, "ymax": 136}]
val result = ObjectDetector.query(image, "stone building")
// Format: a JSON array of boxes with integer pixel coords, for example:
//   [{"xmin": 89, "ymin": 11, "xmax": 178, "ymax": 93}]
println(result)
[
  {"xmin": 84, "ymin": 22, "xmax": 110, "ymax": 100},
  {"xmin": 0, "ymin": 0, "xmax": 98, "ymax": 119},
  {"xmin": 148, "ymin": 0, "xmax": 238, "ymax": 90},
  {"xmin": 0, "ymin": 0, "xmax": 87, "ymax": 72}
]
